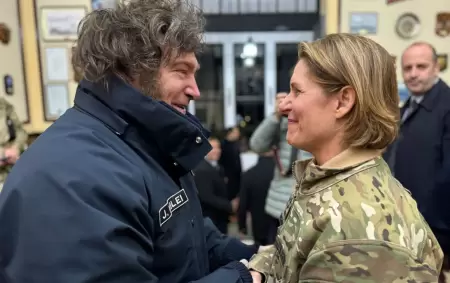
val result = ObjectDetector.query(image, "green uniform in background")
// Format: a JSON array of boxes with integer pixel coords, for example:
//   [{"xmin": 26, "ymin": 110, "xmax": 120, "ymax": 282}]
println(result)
[{"xmin": 0, "ymin": 97, "xmax": 28, "ymax": 189}]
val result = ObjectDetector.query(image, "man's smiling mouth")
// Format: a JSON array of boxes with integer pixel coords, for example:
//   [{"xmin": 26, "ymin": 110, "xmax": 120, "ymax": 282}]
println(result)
[{"xmin": 172, "ymin": 104, "xmax": 187, "ymax": 114}]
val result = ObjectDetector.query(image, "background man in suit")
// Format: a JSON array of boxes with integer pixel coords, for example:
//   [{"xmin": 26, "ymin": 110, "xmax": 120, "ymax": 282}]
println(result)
[
  {"xmin": 238, "ymin": 151, "xmax": 274, "ymax": 246},
  {"xmin": 195, "ymin": 136, "xmax": 239, "ymax": 234},
  {"xmin": 384, "ymin": 41, "xmax": 450, "ymax": 283},
  {"xmin": 219, "ymin": 127, "xmax": 242, "ymax": 201}
]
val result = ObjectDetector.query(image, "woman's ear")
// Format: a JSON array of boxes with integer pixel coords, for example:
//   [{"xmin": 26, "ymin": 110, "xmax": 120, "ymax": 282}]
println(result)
[{"xmin": 335, "ymin": 86, "xmax": 356, "ymax": 119}]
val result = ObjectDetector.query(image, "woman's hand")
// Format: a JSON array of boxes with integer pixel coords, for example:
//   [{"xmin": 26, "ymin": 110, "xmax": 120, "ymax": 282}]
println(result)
[{"xmin": 250, "ymin": 271, "xmax": 263, "ymax": 283}]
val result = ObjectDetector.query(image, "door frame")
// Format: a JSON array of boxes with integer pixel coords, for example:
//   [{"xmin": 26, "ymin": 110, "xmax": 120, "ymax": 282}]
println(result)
[{"xmin": 189, "ymin": 31, "xmax": 314, "ymax": 128}]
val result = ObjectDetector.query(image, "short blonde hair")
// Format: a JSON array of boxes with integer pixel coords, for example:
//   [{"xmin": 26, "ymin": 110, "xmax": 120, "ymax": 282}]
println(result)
[{"xmin": 298, "ymin": 33, "xmax": 399, "ymax": 150}]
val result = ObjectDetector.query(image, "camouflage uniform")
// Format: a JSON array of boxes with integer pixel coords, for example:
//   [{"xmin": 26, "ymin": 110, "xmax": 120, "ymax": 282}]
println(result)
[
  {"xmin": 248, "ymin": 148, "xmax": 443, "ymax": 282},
  {"xmin": 0, "ymin": 98, "xmax": 28, "ymax": 190}
]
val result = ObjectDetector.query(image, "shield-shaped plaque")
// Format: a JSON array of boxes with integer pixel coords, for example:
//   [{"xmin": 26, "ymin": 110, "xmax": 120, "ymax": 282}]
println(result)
[
  {"xmin": 0, "ymin": 23, "xmax": 10, "ymax": 45},
  {"xmin": 435, "ymin": 13, "xmax": 450, "ymax": 37},
  {"xmin": 437, "ymin": 54, "xmax": 448, "ymax": 72}
]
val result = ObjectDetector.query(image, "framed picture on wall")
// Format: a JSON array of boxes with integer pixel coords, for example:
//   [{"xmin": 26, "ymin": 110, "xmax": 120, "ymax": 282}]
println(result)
[
  {"xmin": 44, "ymin": 83, "xmax": 71, "ymax": 121},
  {"xmin": 44, "ymin": 47, "xmax": 69, "ymax": 81},
  {"xmin": 349, "ymin": 12, "xmax": 378, "ymax": 35},
  {"xmin": 40, "ymin": 6, "xmax": 87, "ymax": 42},
  {"xmin": 92, "ymin": 0, "xmax": 119, "ymax": 10}
]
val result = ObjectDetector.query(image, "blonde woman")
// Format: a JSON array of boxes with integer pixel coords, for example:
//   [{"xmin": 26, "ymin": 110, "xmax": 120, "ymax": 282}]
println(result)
[{"xmin": 248, "ymin": 33, "xmax": 443, "ymax": 282}]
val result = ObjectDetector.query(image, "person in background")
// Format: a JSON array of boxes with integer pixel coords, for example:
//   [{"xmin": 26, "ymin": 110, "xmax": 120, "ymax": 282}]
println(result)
[
  {"xmin": 195, "ymin": 136, "xmax": 239, "ymax": 234},
  {"xmin": 383, "ymin": 42, "xmax": 450, "ymax": 283},
  {"xmin": 238, "ymin": 151, "xmax": 274, "ymax": 246},
  {"xmin": 219, "ymin": 126, "xmax": 242, "ymax": 200},
  {"xmin": 0, "ymin": 1, "xmax": 261, "ymax": 282},
  {"xmin": 249, "ymin": 92, "xmax": 312, "ymax": 244},
  {"xmin": 248, "ymin": 33, "xmax": 443, "ymax": 283},
  {"xmin": 0, "ymin": 97, "xmax": 28, "ymax": 191}
]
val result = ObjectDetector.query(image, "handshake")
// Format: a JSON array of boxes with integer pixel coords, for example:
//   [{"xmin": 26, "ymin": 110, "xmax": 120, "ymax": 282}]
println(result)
[{"xmin": 239, "ymin": 245, "xmax": 272, "ymax": 283}]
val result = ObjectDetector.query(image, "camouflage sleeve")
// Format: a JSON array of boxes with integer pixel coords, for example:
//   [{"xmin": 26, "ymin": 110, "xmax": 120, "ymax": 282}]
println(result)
[
  {"xmin": 6, "ymin": 102, "xmax": 28, "ymax": 151},
  {"xmin": 248, "ymin": 245, "xmax": 276, "ymax": 283},
  {"xmin": 298, "ymin": 241, "xmax": 441, "ymax": 282}
]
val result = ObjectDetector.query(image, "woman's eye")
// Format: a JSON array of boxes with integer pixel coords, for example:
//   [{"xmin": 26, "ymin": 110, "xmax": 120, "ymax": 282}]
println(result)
[{"xmin": 294, "ymin": 89, "xmax": 303, "ymax": 95}]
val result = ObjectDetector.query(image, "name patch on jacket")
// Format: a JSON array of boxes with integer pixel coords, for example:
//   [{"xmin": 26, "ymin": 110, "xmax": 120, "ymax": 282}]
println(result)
[{"xmin": 159, "ymin": 189, "xmax": 189, "ymax": 226}]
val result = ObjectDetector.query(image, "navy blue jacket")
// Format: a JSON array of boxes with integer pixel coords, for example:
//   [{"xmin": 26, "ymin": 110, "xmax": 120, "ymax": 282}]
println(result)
[
  {"xmin": 0, "ymin": 77, "xmax": 256, "ymax": 283},
  {"xmin": 384, "ymin": 79, "xmax": 450, "ymax": 253}
]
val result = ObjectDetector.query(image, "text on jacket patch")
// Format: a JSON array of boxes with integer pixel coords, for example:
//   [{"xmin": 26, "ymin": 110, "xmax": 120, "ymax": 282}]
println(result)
[{"xmin": 159, "ymin": 189, "xmax": 189, "ymax": 226}]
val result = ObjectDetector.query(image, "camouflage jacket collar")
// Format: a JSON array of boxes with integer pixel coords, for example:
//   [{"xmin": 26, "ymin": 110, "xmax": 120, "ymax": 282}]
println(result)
[{"xmin": 294, "ymin": 148, "xmax": 382, "ymax": 194}]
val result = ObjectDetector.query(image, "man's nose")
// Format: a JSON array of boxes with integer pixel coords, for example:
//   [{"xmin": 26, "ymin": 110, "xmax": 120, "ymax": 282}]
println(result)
[
  {"xmin": 410, "ymin": 67, "xmax": 419, "ymax": 78},
  {"xmin": 187, "ymin": 78, "xmax": 201, "ymax": 100}
]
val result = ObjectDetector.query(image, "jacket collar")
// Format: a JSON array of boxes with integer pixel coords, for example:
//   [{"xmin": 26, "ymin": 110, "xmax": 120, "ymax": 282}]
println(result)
[
  {"xmin": 420, "ymin": 79, "xmax": 448, "ymax": 112},
  {"xmin": 402, "ymin": 78, "xmax": 447, "ymax": 114},
  {"xmin": 294, "ymin": 148, "xmax": 382, "ymax": 192},
  {"xmin": 74, "ymin": 76, "xmax": 212, "ymax": 171}
]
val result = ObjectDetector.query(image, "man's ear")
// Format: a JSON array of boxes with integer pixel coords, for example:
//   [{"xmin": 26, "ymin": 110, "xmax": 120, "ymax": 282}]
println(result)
[{"xmin": 335, "ymin": 86, "xmax": 356, "ymax": 119}]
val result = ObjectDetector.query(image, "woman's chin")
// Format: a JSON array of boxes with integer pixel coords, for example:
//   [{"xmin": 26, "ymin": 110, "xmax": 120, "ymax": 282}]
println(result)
[
  {"xmin": 287, "ymin": 132, "xmax": 300, "ymax": 148},
  {"xmin": 287, "ymin": 133, "xmax": 310, "ymax": 152}
]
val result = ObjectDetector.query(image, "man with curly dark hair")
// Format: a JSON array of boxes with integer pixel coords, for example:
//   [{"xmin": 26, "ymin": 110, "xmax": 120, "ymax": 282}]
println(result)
[{"xmin": 0, "ymin": 1, "xmax": 261, "ymax": 282}]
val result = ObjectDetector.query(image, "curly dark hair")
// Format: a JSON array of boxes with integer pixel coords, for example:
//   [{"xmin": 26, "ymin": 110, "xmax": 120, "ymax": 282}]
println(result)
[{"xmin": 72, "ymin": 0, "xmax": 205, "ymax": 92}]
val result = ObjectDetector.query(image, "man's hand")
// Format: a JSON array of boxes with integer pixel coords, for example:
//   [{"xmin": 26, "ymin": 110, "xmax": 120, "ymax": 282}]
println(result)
[{"xmin": 250, "ymin": 271, "xmax": 263, "ymax": 283}]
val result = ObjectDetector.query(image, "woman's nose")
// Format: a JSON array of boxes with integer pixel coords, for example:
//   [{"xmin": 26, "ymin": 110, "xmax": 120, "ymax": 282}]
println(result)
[{"xmin": 279, "ymin": 94, "xmax": 292, "ymax": 116}]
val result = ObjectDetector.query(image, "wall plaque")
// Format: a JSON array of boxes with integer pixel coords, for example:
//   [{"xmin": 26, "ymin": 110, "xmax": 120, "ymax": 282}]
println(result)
[
  {"xmin": 0, "ymin": 23, "xmax": 11, "ymax": 45},
  {"xmin": 395, "ymin": 13, "xmax": 421, "ymax": 39},
  {"xmin": 435, "ymin": 12, "xmax": 450, "ymax": 37},
  {"xmin": 387, "ymin": 0, "xmax": 408, "ymax": 4},
  {"xmin": 437, "ymin": 54, "xmax": 448, "ymax": 72}
]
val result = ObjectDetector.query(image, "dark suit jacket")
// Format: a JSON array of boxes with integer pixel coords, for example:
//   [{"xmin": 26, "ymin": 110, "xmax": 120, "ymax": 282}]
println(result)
[
  {"xmin": 238, "ymin": 156, "xmax": 274, "ymax": 245},
  {"xmin": 219, "ymin": 140, "xmax": 242, "ymax": 200},
  {"xmin": 384, "ymin": 79, "xmax": 450, "ymax": 251},
  {"xmin": 194, "ymin": 160, "xmax": 232, "ymax": 233}
]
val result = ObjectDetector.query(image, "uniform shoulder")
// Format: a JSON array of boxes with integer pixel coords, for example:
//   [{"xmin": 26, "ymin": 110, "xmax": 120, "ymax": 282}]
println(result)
[
  {"xmin": 0, "ymin": 97, "xmax": 13, "ymax": 112},
  {"xmin": 304, "ymin": 239, "xmax": 441, "ymax": 282},
  {"xmin": 0, "ymin": 97, "xmax": 11, "ymax": 106},
  {"xmin": 307, "ymin": 161, "xmax": 441, "ymax": 265}
]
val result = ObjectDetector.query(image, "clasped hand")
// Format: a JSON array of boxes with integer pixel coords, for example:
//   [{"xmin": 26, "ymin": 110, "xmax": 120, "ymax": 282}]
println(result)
[{"xmin": 240, "ymin": 259, "xmax": 263, "ymax": 283}]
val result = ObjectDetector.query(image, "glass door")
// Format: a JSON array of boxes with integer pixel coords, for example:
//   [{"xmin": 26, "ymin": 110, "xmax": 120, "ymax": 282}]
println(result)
[
  {"xmin": 276, "ymin": 43, "xmax": 299, "ymax": 94},
  {"xmin": 192, "ymin": 31, "xmax": 314, "ymax": 133},
  {"xmin": 234, "ymin": 42, "xmax": 266, "ymax": 134},
  {"xmin": 189, "ymin": 44, "xmax": 224, "ymax": 132}
]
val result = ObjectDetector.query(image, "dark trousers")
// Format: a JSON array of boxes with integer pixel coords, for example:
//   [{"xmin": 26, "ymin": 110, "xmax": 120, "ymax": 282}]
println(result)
[{"xmin": 267, "ymin": 216, "xmax": 280, "ymax": 244}]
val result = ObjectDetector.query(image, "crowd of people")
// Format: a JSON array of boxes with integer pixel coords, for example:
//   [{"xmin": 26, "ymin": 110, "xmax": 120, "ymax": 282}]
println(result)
[{"xmin": 0, "ymin": 0, "xmax": 449, "ymax": 282}]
